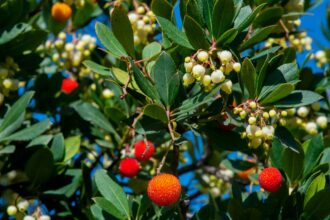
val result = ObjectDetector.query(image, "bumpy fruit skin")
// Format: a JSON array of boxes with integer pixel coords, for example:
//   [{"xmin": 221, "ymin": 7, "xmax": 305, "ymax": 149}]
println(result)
[
  {"xmin": 134, "ymin": 140, "xmax": 155, "ymax": 161},
  {"xmin": 119, "ymin": 158, "xmax": 140, "ymax": 178},
  {"xmin": 51, "ymin": 3, "xmax": 72, "ymax": 23},
  {"xmin": 259, "ymin": 167, "xmax": 282, "ymax": 192},
  {"xmin": 147, "ymin": 174, "xmax": 181, "ymax": 206},
  {"xmin": 61, "ymin": 78, "xmax": 78, "ymax": 94}
]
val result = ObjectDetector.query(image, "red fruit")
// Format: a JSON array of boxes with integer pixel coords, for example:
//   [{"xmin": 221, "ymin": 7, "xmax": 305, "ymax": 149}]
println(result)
[
  {"xmin": 61, "ymin": 78, "xmax": 78, "ymax": 94},
  {"xmin": 259, "ymin": 167, "xmax": 282, "ymax": 192},
  {"xmin": 119, "ymin": 158, "xmax": 140, "ymax": 178},
  {"xmin": 147, "ymin": 174, "xmax": 181, "ymax": 206},
  {"xmin": 134, "ymin": 140, "xmax": 155, "ymax": 161}
]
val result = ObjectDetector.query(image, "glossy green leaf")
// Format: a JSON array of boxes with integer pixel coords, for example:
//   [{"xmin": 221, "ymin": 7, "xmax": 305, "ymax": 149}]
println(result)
[
  {"xmin": 93, "ymin": 197, "xmax": 126, "ymax": 219},
  {"xmin": 274, "ymin": 90, "xmax": 323, "ymax": 108},
  {"xmin": 303, "ymin": 134, "xmax": 324, "ymax": 177},
  {"xmin": 0, "ymin": 119, "xmax": 52, "ymax": 142},
  {"xmin": 83, "ymin": 60, "xmax": 114, "ymax": 77},
  {"xmin": 281, "ymin": 145, "xmax": 304, "ymax": 184},
  {"xmin": 184, "ymin": 15, "xmax": 210, "ymax": 50},
  {"xmin": 304, "ymin": 173, "xmax": 326, "ymax": 207},
  {"xmin": 143, "ymin": 104, "xmax": 168, "ymax": 123},
  {"xmin": 151, "ymin": 0, "xmax": 173, "ymax": 20},
  {"xmin": 234, "ymin": 3, "xmax": 266, "ymax": 31},
  {"xmin": 260, "ymin": 83, "xmax": 294, "ymax": 104},
  {"xmin": 275, "ymin": 126, "xmax": 300, "ymax": 153},
  {"xmin": 303, "ymin": 187, "xmax": 330, "ymax": 219},
  {"xmin": 95, "ymin": 169, "xmax": 131, "ymax": 219},
  {"xmin": 151, "ymin": 52, "xmax": 180, "ymax": 107},
  {"xmin": 156, "ymin": 16, "xmax": 194, "ymax": 50},
  {"xmin": 111, "ymin": 6, "xmax": 135, "ymax": 57},
  {"xmin": 25, "ymin": 148, "xmax": 54, "ymax": 187},
  {"xmin": 64, "ymin": 136, "xmax": 81, "ymax": 162},
  {"xmin": 203, "ymin": 0, "xmax": 214, "ymax": 34},
  {"xmin": 0, "ymin": 145, "xmax": 15, "ymax": 155},
  {"xmin": 142, "ymin": 42, "xmax": 162, "ymax": 61},
  {"xmin": 241, "ymin": 58, "xmax": 256, "ymax": 98},
  {"xmin": 212, "ymin": 0, "xmax": 235, "ymax": 38},
  {"xmin": 239, "ymin": 25, "xmax": 276, "ymax": 51},
  {"xmin": 27, "ymin": 135, "xmax": 53, "ymax": 148},
  {"xmin": 216, "ymin": 28, "xmax": 238, "ymax": 46},
  {"xmin": 51, "ymin": 133, "xmax": 65, "ymax": 162},
  {"xmin": 95, "ymin": 22, "xmax": 127, "ymax": 58},
  {"xmin": 253, "ymin": 7, "xmax": 284, "ymax": 27}
]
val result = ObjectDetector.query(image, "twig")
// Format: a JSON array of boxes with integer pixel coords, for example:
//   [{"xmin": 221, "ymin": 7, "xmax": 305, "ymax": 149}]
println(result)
[{"xmin": 279, "ymin": 19, "xmax": 289, "ymax": 39}]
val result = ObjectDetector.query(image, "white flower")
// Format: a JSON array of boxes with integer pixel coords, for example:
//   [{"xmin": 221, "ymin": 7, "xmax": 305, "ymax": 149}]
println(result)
[
  {"xmin": 250, "ymin": 138, "xmax": 262, "ymax": 148},
  {"xmin": 210, "ymin": 70, "xmax": 225, "ymax": 83},
  {"xmin": 102, "ymin": 89, "xmax": 115, "ymax": 99},
  {"xmin": 262, "ymin": 126, "xmax": 274, "ymax": 140},
  {"xmin": 184, "ymin": 62, "xmax": 193, "ymax": 73},
  {"xmin": 183, "ymin": 73, "xmax": 195, "ymax": 85},
  {"xmin": 246, "ymin": 125, "xmax": 261, "ymax": 138},
  {"xmin": 315, "ymin": 50, "xmax": 326, "ymax": 59},
  {"xmin": 316, "ymin": 116, "xmax": 327, "ymax": 129},
  {"xmin": 64, "ymin": 43, "xmax": 74, "ymax": 52},
  {"xmin": 220, "ymin": 80, "xmax": 232, "ymax": 94},
  {"xmin": 217, "ymin": 50, "xmax": 232, "ymax": 64},
  {"xmin": 297, "ymin": 106, "xmax": 309, "ymax": 118},
  {"xmin": 202, "ymin": 75, "xmax": 212, "ymax": 87},
  {"xmin": 128, "ymin": 13, "xmax": 139, "ymax": 24},
  {"xmin": 6, "ymin": 205, "xmax": 17, "ymax": 216},
  {"xmin": 197, "ymin": 51, "xmax": 209, "ymax": 62},
  {"xmin": 233, "ymin": 62, "xmax": 241, "ymax": 72},
  {"xmin": 17, "ymin": 200, "xmax": 29, "ymax": 212},
  {"xmin": 192, "ymin": 64, "xmax": 205, "ymax": 80},
  {"xmin": 305, "ymin": 122, "xmax": 317, "ymax": 135}
]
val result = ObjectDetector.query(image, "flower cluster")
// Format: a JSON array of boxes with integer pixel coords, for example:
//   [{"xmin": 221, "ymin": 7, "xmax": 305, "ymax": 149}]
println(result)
[
  {"xmin": 265, "ymin": 32, "xmax": 312, "ymax": 52},
  {"xmin": 198, "ymin": 168, "xmax": 232, "ymax": 197},
  {"xmin": 234, "ymin": 100, "xmax": 289, "ymax": 149},
  {"xmin": 313, "ymin": 50, "xmax": 328, "ymax": 68},
  {"xmin": 286, "ymin": 103, "xmax": 328, "ymax": 135},
  {"xmin": 128, "ymin": 5, "xmax": 157, "ymax": 45},
  {"xmin": 183, "ymin": 50, "xmax": 241, "ymax": 93},
  {"xmin": 6, "ymin": 199, "xmax": 51, "ymax": 220},
  {"xmin": 40, "ymin": 32, "xmax": 96, "ymax": 77},
  {"xmin": 0, "ymin": 57, "xmax": 20, "ymax": 102}
]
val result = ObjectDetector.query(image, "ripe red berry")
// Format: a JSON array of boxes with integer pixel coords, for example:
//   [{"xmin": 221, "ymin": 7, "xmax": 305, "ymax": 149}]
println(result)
[
  {"xmin": 61, "ymin": 78, "xmax": 78, "ymax": 94},
  {"xmin": 134, "ymin": 140, "xmax": 155, "ymax": 161},
  {"xmin": 147, "ymin": 173, "xmax": 181, "ymax": 206},
  {"xmin": 259, "ymin": 167, "xmax": 282, "ymax": 192},
  {"xmin": 119, "ymin": 158, "xmax": 140, "ymax": 178},
  {"xmin": 51, "ymin": 2, "xmax": 72, "ymax": 23}
]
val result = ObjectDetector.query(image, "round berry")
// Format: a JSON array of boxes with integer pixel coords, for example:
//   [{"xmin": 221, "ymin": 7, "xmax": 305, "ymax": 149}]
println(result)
[
  {"xmin": 51, "ymin": 3, "xmax": 72, "ymax": 23},
  {"xmin": 61, "ymin": 78, "xmax": 78, "ymax": 94},
  {"xmin": 259, "ymin": 167, "xmax": 282, "ymax": 192},
  {"xmin": 147, "ymin": 174, "xmax": 181, "ymax": 206},
  {"xmin": 6, "ymin": 205, "xmax": 17, "ymax": 216},
  {"xmin": 119, "ymin": 158, "xmax": 140, "ymax": 178},
  {"xmin": 134, "ymin": 140, "xmax": 155, "ymax": 161}
]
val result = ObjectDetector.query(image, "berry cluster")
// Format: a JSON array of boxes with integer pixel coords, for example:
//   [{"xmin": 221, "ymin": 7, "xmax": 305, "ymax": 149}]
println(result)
[
  {"xmin": 40, "ymin": 32, "xmax": 96, "ymax": 78},
  {"xmin": 313, "ymin": 50, "xmax": 328, "ymax": 68},
  {"xmin": 183, "ymin": 50, "xmax": 240, "ymax": 94},
  {"xmin": 286, "ymin": 104, "xmax": 328, "ymax": 135},
  {"xmin": 7, "ymin": 199, "xmax": 51, "ymax": 220},
  {"xmin": 234, "ymin": 100, "xmax": 288, "ymax": 149},
  {"xmin": 127, "ymin": 5, "xmax": 157, "ymax": 45},
  {"xmin": 265, "ymin": 32, "xmax": 312, "ymax": 52},
  {"xmin": 119, "ymin": 140, "xmax": 155, "ymax": 178},
  {"xmin": 199, "ymin": 170, "xmax": 232, "ymax": 197},
  {"xmin": 0, "ymin": 57, "xmax": 20, "ymax": 103}
]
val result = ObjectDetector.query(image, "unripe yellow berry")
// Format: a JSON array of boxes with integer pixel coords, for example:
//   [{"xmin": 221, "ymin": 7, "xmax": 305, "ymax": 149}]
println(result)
[
  {"xmin": 279, "ymin": 118, "xmax": 287, "ymax": 126},
  {"xmin": 249, "ymin": 101, "xmax": 257, "ymax": 109},
  {"xmin": 269, "ymin": 109, "xmax": 277, "ymax": 118},
  {"xmin": 239, "ymin": 111, "xmax": 247, "ymax": 119},
  {"xmin": 281, "ymin": 111, "xmax": 288, "ymax": 117},
  {"xmin": 248, "ymin": 117, "xmax": 256, "ymax": 125},
  {"xmin": 137, "ymin": 6, "xmax": 145, "ymax": 14},
  {"xmin": 7, "ymin": 205, "xmax": 17, "ymax": 216},
  {"xmin": 263, "ymin": 112, "xmax": 269, "ymax": 119}
]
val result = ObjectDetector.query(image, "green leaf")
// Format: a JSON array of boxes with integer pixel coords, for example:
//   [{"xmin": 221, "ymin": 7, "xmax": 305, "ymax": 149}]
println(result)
[
  {"xmin": 183, "ymin": 15, "xmax": 210, "ymax": 50},
  {"xmin": 304, "ymin": 173, "xmax": 326, "ymax": 207},
  {"xmin": 151, "ymin": 52, "xmax": 180, "ymax": 107},
  {"xmin": 0, "ymin": 119, "xmax": 52, "ymax": 142},
  {"xmin": 25, "ymin": 148, "xmax": 54, "ymax": 187},
  {"xmin": 83, "ymin": 60, "xmax": 113, "ymax": 77},
  {"xmin": 186, "ymin": 0, "xmax": 204, "ymax": 26},
  {"xmin": 151, "ymin": 0, "xmax": 173, "ymax": 20},
  {"xmin": 203, "ymin": 0, "xmax": 214, "ymax": 34},
  {"xmin": 143, "ymin": 104, "xmax": 168, "ymax": 123},
  {"xmin": 27, "ymin": 135, "xmax": 53, "ymax": 148},
  {"xmin": 72, "ymin": 0, "xmax": 102, "ymax": 28},
  {"xmin": 95, "ymin": 169, "xmax": 131, "ymax": 219},
  {"xmin": 260, "ymin": 83, "xmax": 294, "ymax": 104},
  {"xmin": 274, "ymin": 90, "xmax": 323, "ymax": 108},
  {"xmin": 111, "ymin": 6, "xmax": 135, "ymax": 57},
  {"xmin": 239, "ymin": 25, "xmax": 276, "ymax": 51},
  {"xmin": 275, "ymin": 126, "xmax": 300, "ymax": 154},
  {"xmin": 93, "ymin": 197, "xmax": 126, "ymax": 219},
  {"xmin": 130, "ymin": 61, "xmax": 160, "ymax": 101},
  {"xmin": 0, "ymin": 145, "xmax": 15, "ymax": 155},
  {"xmin": 264, "ymin": 63, "xmax": 299, "ymax": 85},
  {"xmin": 216, "ymin": 28, "xmax": 238, "ymax": 46},
  {"xmin": 71, "ymin": 101, "xmax": 120, "ymax": 141},
  {"xmin": 281, "ymin": 145, "xmax": 304, "ymax": 184},
  {"xmin": 51, "ymin": 133, "xmax": 65, "ymax": 162},
  {"xmin": 253, "ymin": 7, "xmax": 283, "ymax": 27},
  {"xmin": 142, "ymin": 42, "xmax": 162, "ymax": 61},
  {"xmin": 256, "ymin": 55, "xmax": 271, "ymax": 95},
  {"xmin": 212, "ymin": 0, "xmax": 235, "ymax": 38},
  {"xmin": 95, "ymin": 22, "xmax": 127, "ymax": 58},
  {"xmin": 156, "ymin": 16, "xmax": 194, "ymax": 50},
  {"xmin": 0, "ymin": 91, "xmax": 34, "ymax": 134},
  {"xmin": 234, "ymin": 3, "xmax": 266, "ymax": 31},
  {"xmin": 64, "ymin": 136, "xmax": 81, "ymax": 162},
  {"xmin": 302, "ymin": 134, "xmax": 324, "ymax": 177},
  {"xmin": 303, "ymin": 187, "xmax": 330, "ymax": 219},
  {"xmin": 250, "ymin": 46, "xmax": 281, "ymax": 61},
  {"xmin": 241, "ymin": 58, "xmax": 256, "ymax": 98}
]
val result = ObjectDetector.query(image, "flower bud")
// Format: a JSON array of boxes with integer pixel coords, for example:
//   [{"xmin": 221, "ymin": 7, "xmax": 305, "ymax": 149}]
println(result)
[
  {"xmin": 210, "ymin": 70, "xmax": 225, "ymax": 84},
  {"xmin": 65, "ymin": 43, "xmax": 74, "ymax": 52},
  {"xmin": 6, "ymin": 205, "xmax": 17, "ymax": 216},
  {"xmin": 255, "ymin": 130, "xmax": 263, "ymax": 138},
  {"xmin": 217, "ymin": 50, "xmax": 232, "ymax": 64},
  {"xmin": 202, "ymin": 75, "xmax": 212, "ymax": 87},
  {"xmin": 197, "ymin": 51, "xmax": 209, "ymax": 62},
  {"xmin": 192, "ymin": 64, "xmax": 205, "ymax": 80},
  {"xmin": 249, "ymin": 138, "xmax": 262, "ymax": 149},
  {"xmin": 52, "ymin": 53, "xmax": 60, "ymax": 62},
  {"xmin": 102, "ymin": 89, "xmax": 115, "ymax": 99},
  {"xmin": 240, "ymin": 110, "xmax": 247, "ymax": 119},
  {"xmin": 249, "ymin": 101, "xmax": 257, "ymax": 109},
  {"xmin": 287, "ymin": 108, "xmax": 296, "ymax": 116},
  {"xmin": 297, "ymin": 106, "xmax": 309, "ymax": 118},
  {"xmin": 316, "ymin": 116, "xmax": 327, "ymax": 129},
  {"xmin": 128, "ymin": 13, "xmax": 139, "ymax": 24},
  {"xmin": 263, "ymin": 112, "xmax": 269, "ymax": 119},
  {"xmin": 281, "ymin": 111, "xmax": 288, "ymax": 117},
  {"xmin": 17, "ymin": 200, "xmax": 29, "ymax": 212},
  {"xmin": 305, "ymin": 122, "xmax": 317, "ymax": 135},
  {"xmin": 269, "ymin": 109, "xmax": 277, "ymax": 118},
  {"xmin": 233, "ymin": 62, "xmax": 241, "ymax": 72},
  {"xmin": 137, "ymin": 6, "xmax": 145, "ymax": 14},
  {"xmin": 183, "ymin": 73, "xmax": 195, "ymax": 85},
  {"xmin": 58, "ymin": 32, "xmax": 66, "ymax": 40},
  {"xmin": 248, "ymin": 116, "xmax": 256, "ymax": 125},
  {"xmin": 184, "ymin": 62, "xmax": 193, "ymax": 73},
  {"xmin": 220, "ymin": 80, "xmax": 232, "ymax": 94},
  {"xmin": 311, "ymin": 102, "xmax": 320, "ymax": 111},
  {"xmin": 3, "ymin": 79, "xmax": 12, "ymax": 89}
]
